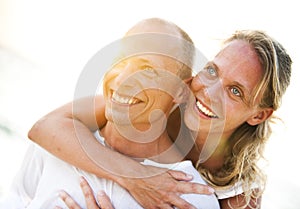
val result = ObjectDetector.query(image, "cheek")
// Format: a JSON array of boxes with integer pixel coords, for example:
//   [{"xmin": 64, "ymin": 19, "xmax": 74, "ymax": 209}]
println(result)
[
  {"xmin": 190, "ymin": 77, "xmax": 200, "ymax": 91},
  {"xmin": 104, "ymin": 100, "xmax": 112, "ymax": 121},
  {"xmin": 224, "ymin": 100, "xmax": 252, "ymax": 127},
  {"xmin": 102, "ymin": 74, "xmax": 115, "ymax": 95}
]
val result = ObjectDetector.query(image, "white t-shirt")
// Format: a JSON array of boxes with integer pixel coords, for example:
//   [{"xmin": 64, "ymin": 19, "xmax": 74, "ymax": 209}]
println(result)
[
  {"xmin": 0, "ymin": 133, "xmax": 220, "ymax": 209},
  {"xmin": 214, "ymin": 180, "xmax": 259, "ymax": 200}
]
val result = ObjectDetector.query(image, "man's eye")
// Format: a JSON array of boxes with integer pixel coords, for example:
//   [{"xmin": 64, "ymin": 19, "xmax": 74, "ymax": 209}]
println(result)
[{"xmin": 144, "ymin": 67, "xmax": 157, "ymax": 74}]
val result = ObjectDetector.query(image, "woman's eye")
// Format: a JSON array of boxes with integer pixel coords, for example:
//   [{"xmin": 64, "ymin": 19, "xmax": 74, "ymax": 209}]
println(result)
[{"xmin": 231, "ymin": 87, "xmax": 241, "ymax": 97}]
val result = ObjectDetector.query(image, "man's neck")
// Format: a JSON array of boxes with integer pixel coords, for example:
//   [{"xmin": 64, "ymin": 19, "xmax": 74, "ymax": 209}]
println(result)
[{"xmin": 100, "ymin": 121, "xmax": 183, "ymax": 163}]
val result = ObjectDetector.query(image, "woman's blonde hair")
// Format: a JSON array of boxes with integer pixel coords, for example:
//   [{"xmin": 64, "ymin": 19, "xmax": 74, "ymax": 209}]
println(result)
[{"xmin": 199, "ymin": 30, "xmax": 292, "ymax": 208}]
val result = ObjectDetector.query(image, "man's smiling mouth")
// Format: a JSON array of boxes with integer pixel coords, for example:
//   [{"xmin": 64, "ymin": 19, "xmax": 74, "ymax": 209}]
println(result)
[{"xmin": 111, "ymin": 91, "xmax": 141, "ymax": 105}]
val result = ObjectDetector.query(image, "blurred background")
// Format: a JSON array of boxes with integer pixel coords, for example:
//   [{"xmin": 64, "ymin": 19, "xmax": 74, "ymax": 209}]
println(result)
[{"xmin": 0, "ymin": 0, "xmax": 299, "ymax": 208}]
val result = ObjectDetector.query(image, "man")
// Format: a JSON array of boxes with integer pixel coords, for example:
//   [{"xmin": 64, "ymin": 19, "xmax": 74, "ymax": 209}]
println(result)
[{"xmin": 1, "ymin": 18, "xmax": 218, "ymax": 209}]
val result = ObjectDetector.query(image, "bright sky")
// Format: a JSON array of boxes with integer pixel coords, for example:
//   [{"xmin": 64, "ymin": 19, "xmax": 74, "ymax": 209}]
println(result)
[{"xmin": 0, "ymin": 0, "xmax": 299, "ymax": 208}]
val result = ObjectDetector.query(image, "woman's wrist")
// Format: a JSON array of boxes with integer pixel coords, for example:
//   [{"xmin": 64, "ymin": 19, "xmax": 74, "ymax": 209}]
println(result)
[{"xmin": 112, "ymin": 163, "xmax": 147, "ymax": 187}]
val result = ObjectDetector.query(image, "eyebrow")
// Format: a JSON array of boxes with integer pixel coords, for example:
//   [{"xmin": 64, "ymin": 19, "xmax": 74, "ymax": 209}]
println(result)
[
  {"xmin": 116, "ymin": 56, "xmax": 151, "ymax": 65},
  {"xmin": 209, "ymin": 61, "xmax": 252, "ymax": 102},
  {"xmin": 137, "ymin": 57, "xmax": 151, "ymax": 64}
]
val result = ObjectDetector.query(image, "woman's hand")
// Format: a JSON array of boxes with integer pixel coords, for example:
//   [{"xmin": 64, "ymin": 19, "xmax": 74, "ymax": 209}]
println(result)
[
  {"xmin": 56, "ymin": 167, "xmax": 214, "ymax": 209},
  {"xmin": 55, "ymin": 177, "xmax": 114, "ymax": 209},
  {"xmin": 117, "ymin": 166, "xmax": 214, "ymax": 209}
]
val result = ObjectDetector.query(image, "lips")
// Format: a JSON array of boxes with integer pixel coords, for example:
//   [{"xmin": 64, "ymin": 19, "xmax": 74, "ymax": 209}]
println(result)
[
  {"xmin": 195, "ymin": 99, "xmax": 218, "ymax": 118},
  {"xmin": 111, "ymin": 91, "xmax": 141, "ymax": 105}
]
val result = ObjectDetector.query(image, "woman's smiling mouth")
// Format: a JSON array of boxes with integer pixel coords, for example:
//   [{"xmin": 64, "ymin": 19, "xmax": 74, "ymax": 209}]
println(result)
[{"xmin": 195, "ymin": 99, "xmax": 218, "ymax": 118}]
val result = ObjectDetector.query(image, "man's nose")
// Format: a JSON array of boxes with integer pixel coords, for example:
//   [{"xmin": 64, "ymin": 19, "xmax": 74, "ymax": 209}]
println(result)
[{"xmin": 114, "ymin": 63, "xmax": 136, "ymax": 86}]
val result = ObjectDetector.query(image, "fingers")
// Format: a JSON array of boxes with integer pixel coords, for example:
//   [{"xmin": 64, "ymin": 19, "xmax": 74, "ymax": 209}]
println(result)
[
  {"xmin": 157, "ymin": 203, "xmax": 176, "ymax": 209},
  {"xmin": 154, "ymin": 191, "xmax": 196, "ymax": 209},
  {"xmin": 167, "ymin": 170, "xmax": 214, "ymax": 195},
  {"xmin": 79, "ymin": 177, "xmax": 102, "ymax": 209},
  {"xmin": 97, "ymin": 191, "xmax": 114, "ymax": 209},
  {"xmin": 80, "ymin": 177, "xmax": 114, "ymax": 209},
  {"xmin": 59, "ymin": 190, "xmax": 81, "ymax": 209},
  {"xmin": 58, "ymin": 177, "xmax": 113, "ymax": 209},
  {"xmin": 176, "ymin": 181, "xmax": 215, "ymax": 195},
  {"xmin": 166, "ymin": 194, "xmax": 196, "ymax": 209},
  {"xmin": 167, "ymin": 170, "xmax": 193, "ymax": 181},
  {"xmin": 58, "ymin": 177, "xmax": 101, "ymax": 209}
]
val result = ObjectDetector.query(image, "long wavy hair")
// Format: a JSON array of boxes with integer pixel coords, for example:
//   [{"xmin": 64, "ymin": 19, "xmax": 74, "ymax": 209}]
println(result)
[{"xmin": 198, "ymin": 30, "xmax": 292, "ymax": 208}]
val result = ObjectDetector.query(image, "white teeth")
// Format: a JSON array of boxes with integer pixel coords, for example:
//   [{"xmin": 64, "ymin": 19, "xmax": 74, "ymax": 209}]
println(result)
[
  {"xmin": 112, "ymin": 92, "xmax": 138, "ymax": 105},
  {"xmin": 196, "ymin": 100, "xmax": 217, "ymax": 118}
]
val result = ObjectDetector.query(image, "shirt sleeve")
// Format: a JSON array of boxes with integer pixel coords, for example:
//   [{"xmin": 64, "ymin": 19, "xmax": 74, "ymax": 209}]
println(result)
[
  {"xmin": 215, "ymin": 181, "xmax": 259, "ymax": 199},
  {"xmin": 0, "ymin": 143, "xmax": 44, "ymax": 209}
]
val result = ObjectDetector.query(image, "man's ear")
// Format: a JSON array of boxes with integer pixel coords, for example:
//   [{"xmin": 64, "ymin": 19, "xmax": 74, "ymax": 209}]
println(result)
[
  {"xmin": 173, "ymin": 84, "xmax": 190, "ymax": 104},
  {"xmin": 183, "ymin": 77, "xmax": 193, "ymax": 85},
  {"xmin": 246, "ymin": 108, "xmax": 273, "ymax": 126},
  {"xmin": 173, "ymin": 77, "xmax": 193, "ymax": 104}
]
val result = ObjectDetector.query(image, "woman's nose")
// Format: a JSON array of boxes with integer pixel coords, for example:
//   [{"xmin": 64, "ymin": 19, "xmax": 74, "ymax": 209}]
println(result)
[
  {"xmin": 192, "ymin": 73, "xmax": 219, "ymax": 91},
  {"xmin": 193, "ymin": 75, "xmax": 224, "ymax": 102},
  {"xmin": 205, "ymin": 81, "xmax": 223, "ymax": 97}
]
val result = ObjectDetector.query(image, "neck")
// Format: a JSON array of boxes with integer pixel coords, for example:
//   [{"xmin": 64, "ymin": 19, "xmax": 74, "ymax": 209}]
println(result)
[
  {"xmin": 188, "ymin": 130, "xmax": 231, "ymax": 172},
  {"xmin": 100, "ymin": 121, "xmax": 183, "ymax": 163}
]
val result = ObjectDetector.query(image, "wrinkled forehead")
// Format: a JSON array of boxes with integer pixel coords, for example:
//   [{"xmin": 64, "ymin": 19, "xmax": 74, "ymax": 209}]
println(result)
[
  {"xmin": 117, "ymin": 54, "xmax": 182, "ymax": 73},
  {"xmin": 117, "ymin": 33, "xmax": 189, "ymax": 66},
  {"xmin": 216, "ymin": 40, "xmax": 263, "ymax": 75},
  {"xmin": 126, "ymin": 21, "xmax": 181, "ymax": 37}
]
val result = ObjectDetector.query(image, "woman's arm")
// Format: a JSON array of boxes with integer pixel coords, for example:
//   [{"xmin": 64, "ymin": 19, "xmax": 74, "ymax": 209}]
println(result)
[
  {"xmin": 28, "ymin": 95, "xmax": 214, "ymax": 209},
  {"xmin": 28, "ymin": 96, "xmax": 120, "ymax": 177}
]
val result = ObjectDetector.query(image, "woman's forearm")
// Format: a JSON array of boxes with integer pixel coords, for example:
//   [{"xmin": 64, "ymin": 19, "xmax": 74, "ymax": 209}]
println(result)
[
  {"xmin": 29, "ymin": 114, "xmax": 152, "ymax": 182},
  {"xmin": 27, "ymin": 98, "xmax": 149, "ymax": 183}
]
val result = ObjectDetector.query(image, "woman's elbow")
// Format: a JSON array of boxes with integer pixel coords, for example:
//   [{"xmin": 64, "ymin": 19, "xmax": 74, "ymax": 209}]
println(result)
[{"xmin": 27, "ymin": 116, "xmax": 48, "ymax": 142}]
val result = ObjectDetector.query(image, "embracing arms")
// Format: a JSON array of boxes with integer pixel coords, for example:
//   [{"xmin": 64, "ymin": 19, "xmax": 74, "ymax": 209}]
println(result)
[
  {"xmin": 58, "ymin": 177, "xmax": 261, "ymax": 209},
  {"xmin": 28, "ymin": 95, "xmax": 213, "ymax": 209}
]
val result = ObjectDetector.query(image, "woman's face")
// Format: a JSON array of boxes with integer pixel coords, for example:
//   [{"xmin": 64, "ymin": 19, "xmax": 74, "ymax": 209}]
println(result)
[{"xmin": 184, "ymin": 40, "xmax": 266, "ymax": 138}]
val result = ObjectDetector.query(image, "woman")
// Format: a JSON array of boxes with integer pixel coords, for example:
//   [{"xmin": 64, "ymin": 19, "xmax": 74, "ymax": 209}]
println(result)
[{"xmin": 29, "ymin": 29, "xmax": 292, "ymax": 208}]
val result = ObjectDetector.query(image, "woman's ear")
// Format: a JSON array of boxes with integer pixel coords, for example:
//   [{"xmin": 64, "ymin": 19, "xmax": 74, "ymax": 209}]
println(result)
[{"xmin": 246, "ymin": 108, "xmax": 273, "ymax": 126}]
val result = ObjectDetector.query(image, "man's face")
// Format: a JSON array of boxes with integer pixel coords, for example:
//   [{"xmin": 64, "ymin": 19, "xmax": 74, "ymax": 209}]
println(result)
[{"xmin": 103, "ymin": 54, "xmax": 183, "ymax": 131}]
